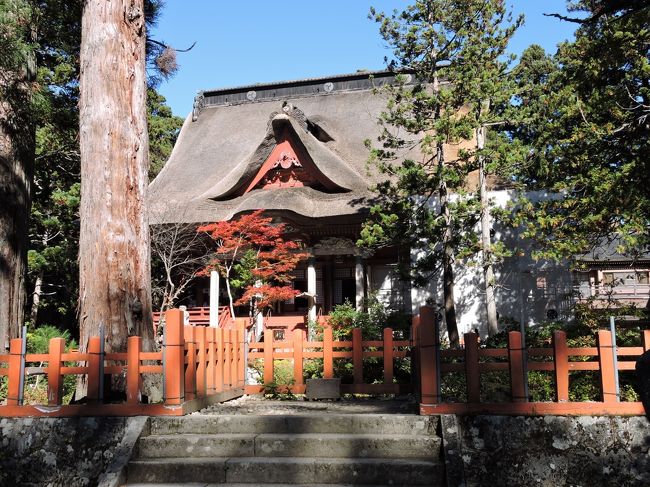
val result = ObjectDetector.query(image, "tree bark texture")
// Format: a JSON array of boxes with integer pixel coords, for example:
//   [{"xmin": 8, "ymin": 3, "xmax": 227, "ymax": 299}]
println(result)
[
  {"xmin": 0, "ymin": 65, "xmax": 34, "ymax": 350},
  {"xmin": 78, "ymin": 0, "xmax": 154, "ymax": 355},
  {"xmin": 478, "ymin": 124, "xmax": 498, "ymax": 336}
]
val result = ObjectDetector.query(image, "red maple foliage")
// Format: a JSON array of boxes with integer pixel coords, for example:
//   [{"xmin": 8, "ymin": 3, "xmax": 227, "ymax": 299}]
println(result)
[{"xmin": 198, "ymin": 210, "xmax": 309, "ymax": 314}]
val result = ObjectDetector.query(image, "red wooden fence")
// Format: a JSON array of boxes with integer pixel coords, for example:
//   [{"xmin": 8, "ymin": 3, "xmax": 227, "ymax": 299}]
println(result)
[
  {"xmin": 245, "ymin": 322, "xmax": 413, "ymax": 395},
  {"xmin": 414, "ymin": 305, "xmax": 648, "ymax": 416},
  {"xmin": 0, "ymin": 309, "xmax": 245, "ymax": 417}
]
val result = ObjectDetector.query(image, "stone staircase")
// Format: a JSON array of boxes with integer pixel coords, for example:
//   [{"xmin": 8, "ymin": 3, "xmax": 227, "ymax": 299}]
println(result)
[{"xmin": 125, "ymin": 413, "xmax": 443, "ymax": 486}]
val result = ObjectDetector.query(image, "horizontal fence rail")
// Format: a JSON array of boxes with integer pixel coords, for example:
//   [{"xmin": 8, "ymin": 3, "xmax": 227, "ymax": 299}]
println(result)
[
  {"xmin": 414, "ymin": 306, "xmax": 648, "ymax": 416},
  {"xmin": 0, "ymin": 309, "xmax": 245, "ymax": 417},
  {"xmin": 245, "ymin": 323, "xmax": 413, "ymax": 395}
]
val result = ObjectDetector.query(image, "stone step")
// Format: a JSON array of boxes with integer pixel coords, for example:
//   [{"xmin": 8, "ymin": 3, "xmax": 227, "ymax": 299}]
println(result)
[
  {"xmin": 138, "ymin": 432, "xmax": 440, "ymax": 459},
  {"xmin": 149, "ymin": 414, "xmax": 437, "ymax": 436},
  {"xmin": 127, "ymin": 456, "xmax": 442, "ymax": 485}
]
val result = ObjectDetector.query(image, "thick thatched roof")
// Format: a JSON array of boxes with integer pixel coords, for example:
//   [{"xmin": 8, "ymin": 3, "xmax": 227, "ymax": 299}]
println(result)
[{"xmin": 149, "ymin": 70, "xmax": 417, "ymax": 224}]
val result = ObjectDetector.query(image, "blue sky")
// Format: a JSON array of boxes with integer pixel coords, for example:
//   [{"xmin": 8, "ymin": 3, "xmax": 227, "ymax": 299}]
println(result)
[{"xmin": 150, "ymin": 1, "xmax": 577, "ymax": 117}]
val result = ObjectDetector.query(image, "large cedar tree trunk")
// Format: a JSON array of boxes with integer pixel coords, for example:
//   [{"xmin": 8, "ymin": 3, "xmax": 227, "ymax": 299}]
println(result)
[
  {"xmin": 78, "ymin": 0, "xmax": 154, "ymax": 365},
  {"xmin": 0, "ymin": 66, "xmax": 34, "ymax": 350}
]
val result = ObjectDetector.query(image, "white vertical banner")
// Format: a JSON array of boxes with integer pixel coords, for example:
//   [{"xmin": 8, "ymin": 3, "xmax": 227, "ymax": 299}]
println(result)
[{"xmin": 209, "ymin": 270, "xmax": 219, "ymax": 327}]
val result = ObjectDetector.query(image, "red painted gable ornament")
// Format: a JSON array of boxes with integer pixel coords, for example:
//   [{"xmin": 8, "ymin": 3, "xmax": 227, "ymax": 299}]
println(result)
[{"xmin": 240, "ymin": 127, "xmax": 340, "ymax": 194}]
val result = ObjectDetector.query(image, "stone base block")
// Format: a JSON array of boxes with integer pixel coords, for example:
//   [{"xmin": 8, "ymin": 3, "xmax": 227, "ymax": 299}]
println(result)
[{"xmin": 305, "ymin": 378, "xmax": 341, "ymax": 400}]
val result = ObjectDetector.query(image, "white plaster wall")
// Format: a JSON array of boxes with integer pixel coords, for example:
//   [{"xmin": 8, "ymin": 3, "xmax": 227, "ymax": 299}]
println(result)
[{"xmin": 410, "ymin": 190, "xmax": 574, "ymax": 336}]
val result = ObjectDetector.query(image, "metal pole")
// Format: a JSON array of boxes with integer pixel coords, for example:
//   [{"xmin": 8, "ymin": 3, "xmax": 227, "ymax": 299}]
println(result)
[
  {"xmin": 18, "ymin": 325, "xmax": 27, "ymax": 406},
  {"xmin": 609, "ymin": 316, "xmax": 620, "ymax": 402},
  {"xmin": 99, "ymin": 325, "xmax": 105, "ymax": 402}
]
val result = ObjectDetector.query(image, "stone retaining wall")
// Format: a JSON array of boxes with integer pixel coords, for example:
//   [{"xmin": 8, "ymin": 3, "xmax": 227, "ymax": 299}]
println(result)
[
  {"xmin": 0, "ymin": 416, "xmax": 145, "ymax": 487},
  {"xmin": 443, "ymin": 415, "xmax": 650, "ymax": 487}
]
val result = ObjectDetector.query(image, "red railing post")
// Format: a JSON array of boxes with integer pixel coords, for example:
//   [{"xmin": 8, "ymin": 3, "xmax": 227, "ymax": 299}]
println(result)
[
  {"xmin": 383, "ymin": 327, "xmax": 394, "ymax": 385},
  {"xmin": 263, "ymin": 328, "xmax": 273, "ymax": 385},
  {"xmin": 418, "ymin": 306, "xmax": 439, "ymax": 405},
  {"xmin": 508, "ymin": 331, "xmax": 527, "ymax": 402},
  {"xmin": 353, "ymin": 328, "xmax": 363, "ymax": 385},
  {"xmin": 216, "ymin": 327, "xmax": 224, "ymax": 392},
  {"xmin": 294, "ymin": 329, "xmax": 304, "ymax": 387},
  {"xmin": 87, "ymin": 336, "xmax": 101, "ymax": 403},
  {"xmin": 598, "ymin": 330, "xmax": 617, "ymax": 403},
  {"xmin": 323, "ymin": 325, "xmax": 334, "ymax": 379},
  {"xmin": 238, "ymin": 320, "xmax": 246, "ymax": 387},
  {"xmin": 7, "ymin": 338, "xmax": 23, "ymax": 406},
  {"xmin": 184, "ymin": 325, "xmax": 196, "ymax": 400},
  {"xmin": 206, "ymin": 327, "xmax": 216, "ymax": 394},
  {"xmin": 164, "ymin": 309, "xmax": 185, "ymax": 405},
  {"xmin": 224, "ymin": 329, "xmax": 232, "ymax": 388},
  {"xmin": 230, "ymin": 327, "xmax": 239, "ymax": 388},
  {"xmin": 643, "ymin": 330, "xmax": 650, "ymax": 352},
  {"xmin": 464, "ymin": 332, "xmax": 480, "ymax": 403},
  {"xmin": 196, "ymin": 326, "xmax": 207, "ymax": 398},
  {"xmin": 553, "ymin": 330, "xmax": 569, "ymax": 402},
  {"xmin": 126, "ymin": 336, "xmax": 141, "ymax": 404},
  {"xmin": 47, "ymin": 337, "xmax": 65, "ymax": 406}
]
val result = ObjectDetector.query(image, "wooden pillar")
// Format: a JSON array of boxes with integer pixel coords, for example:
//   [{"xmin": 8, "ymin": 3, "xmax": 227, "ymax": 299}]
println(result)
[
  {"xmin": 553, "ymin": 330, "xmax": 569, "ymax": 402},
  {"xmin": 47, "ymin": 337, "xmax": 65, "ymax": 406},
  {"xmin": 87, "ymin": 336, "xmax": 101, "ymax": 403},
  {"xmin": 508, "ymin": 331, "xmax": 527, "ymax": 402},
  {"xmin": 418, "ymin": 306, "xmax": 439, "ymax": 405},
  {"xmin": 383, "ymin": 328, "xmax": 394, "ymax": 385},
  {"xmin": 6, "ymin": 338, "xmax": 23, "ymax": 406},
  {"xmin": 293, "ymin": 329, "xmax": 304, "ymax": 387},
  {"xmin": 353, "ymin": 328, "xmax": 363, "ymax": 385},
  {"xmin": 598, "ymin": 330, "xmax": 617, "ymax": 403},
  {"xmin": 355, "ymin": 255, "xmax": 365, "ymax": 311},
  {"xmin": 164, "ymin": 309, "xmax": 185, "ymax": 405},
  {"xmin": 323, "ymin": 325, "xmax": 334, "ymax": 379},
  {"xmin": 263, "ymin": 327, "xmax": 274, "ymax": 385},
  {"xmin": 126, "ymin": 336, "xmax": 141, "ymax": 404},
  {"xmin": 464, "ymin": 332, "xmax": 480, "ymax": 403},
  {"xmin": 307, "ymin": 258, "xmax": 317, "ymax": 323}
]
